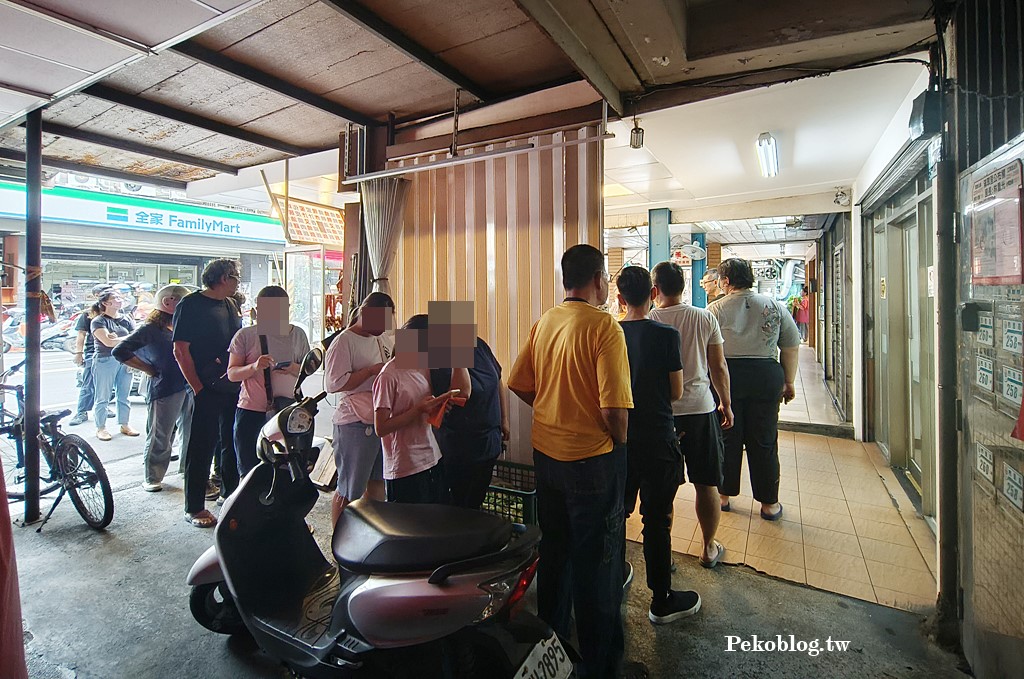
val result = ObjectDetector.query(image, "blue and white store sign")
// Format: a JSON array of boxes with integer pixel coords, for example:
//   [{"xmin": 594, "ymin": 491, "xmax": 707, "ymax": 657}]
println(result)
[{"xmin": 0, "ymin": 181, "xmax": 285, "ymax": 244}]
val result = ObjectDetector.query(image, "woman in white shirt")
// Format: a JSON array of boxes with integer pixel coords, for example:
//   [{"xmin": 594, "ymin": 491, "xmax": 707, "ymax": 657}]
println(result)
[{"xmin": 324, "ymin": 292, "xmax": 395, "ymax": 525}]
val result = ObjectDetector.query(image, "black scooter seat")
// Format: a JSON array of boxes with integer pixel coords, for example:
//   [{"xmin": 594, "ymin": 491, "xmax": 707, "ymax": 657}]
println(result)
[{"xmin": 333, "ymin": 499, "xmax": 512, "ymax": 574}]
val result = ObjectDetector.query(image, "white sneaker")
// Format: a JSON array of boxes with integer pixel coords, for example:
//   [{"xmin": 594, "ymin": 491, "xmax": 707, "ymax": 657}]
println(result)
[{"xmin": 141, "ymin": 481, "xmax": 162, "ymax": 492}]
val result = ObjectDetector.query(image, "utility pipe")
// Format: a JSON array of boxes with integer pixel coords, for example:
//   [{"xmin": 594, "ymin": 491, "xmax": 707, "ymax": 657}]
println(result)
[{"xmin": 23, "ymin": 109, "xmax": 41, "ymax": 523}]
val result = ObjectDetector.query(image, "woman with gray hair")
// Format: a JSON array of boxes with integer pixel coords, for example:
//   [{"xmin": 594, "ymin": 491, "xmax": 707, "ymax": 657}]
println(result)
[
  {"xmin": 113, "ymin": 285, "xmax": 193, "ymax": 491},
  {"xmin": 708, "ymin": 258, "xmax": 800, "ymax": 521}
]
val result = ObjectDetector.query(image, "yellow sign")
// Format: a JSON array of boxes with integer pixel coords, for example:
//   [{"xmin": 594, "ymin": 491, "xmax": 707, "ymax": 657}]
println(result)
[{"xmin": 879, "ymin": 277, "xmax": 887, "ymax": 299}]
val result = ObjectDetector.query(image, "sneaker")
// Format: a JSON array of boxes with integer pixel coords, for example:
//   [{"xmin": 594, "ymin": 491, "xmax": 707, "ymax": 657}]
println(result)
[
  {"xmin": 649, "ymin": 590, "xmax": 702, "ymax": 625},
  {"xmin": 216, "ymin": 496, "xmax": 226, "ymax": 506},
  {"xmin": 205, "ymin": 481, "xmax": 220, "ymax": 501},
  {"xmin": 120, "ymin": 424, "xmax": 140, "ymax": 437},
  {"xmin": 141, "ymin": 481, "xmax": 162, "ymax": 492},
  {"xmin": 106, "ymin": 409, "xmax": 115, "ymax": 419},
  {"xmin": 69, "ymin": 412, "xmax": 88, "ymax": 426},
  {"xmin": 623, "ymin": 561, "xmax": 634, "ymax": 590},
  {"xmin": 96, "ymin": 428, "xmax": 112, "ymax": 441}
]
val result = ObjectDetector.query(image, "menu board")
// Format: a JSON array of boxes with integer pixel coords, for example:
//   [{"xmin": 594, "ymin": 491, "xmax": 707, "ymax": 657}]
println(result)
[
  {"xmin": 274, "ymin": 195, "xmax": 345, "ymax": 246},
  {"xmin": 971, "ymin": 160, "xmax": 1023, "ymax": 285}
]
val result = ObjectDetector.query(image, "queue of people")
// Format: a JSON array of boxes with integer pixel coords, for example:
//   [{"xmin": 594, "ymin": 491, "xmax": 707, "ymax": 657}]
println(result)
[{"xmin": 61, "ymin": 249, "xmax": 796, "ymax": 678}]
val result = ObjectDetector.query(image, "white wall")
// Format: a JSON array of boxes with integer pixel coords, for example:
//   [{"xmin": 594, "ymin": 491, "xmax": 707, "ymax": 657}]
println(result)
[{"xmin": 849, "ymin": 68, "xmax": 930, "ymax": 440}]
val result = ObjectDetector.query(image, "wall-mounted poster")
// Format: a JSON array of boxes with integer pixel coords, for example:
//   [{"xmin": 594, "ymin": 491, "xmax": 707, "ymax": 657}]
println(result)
[{"xmin": 971, "ymin": 159, "xmax": 1023, "ymax": 285}]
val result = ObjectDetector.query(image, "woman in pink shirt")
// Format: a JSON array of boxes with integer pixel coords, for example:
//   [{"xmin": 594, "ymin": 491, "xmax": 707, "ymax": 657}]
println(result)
[{"xmin": 372, "ymin": 318, "xmax": 471, "ymax": 504}]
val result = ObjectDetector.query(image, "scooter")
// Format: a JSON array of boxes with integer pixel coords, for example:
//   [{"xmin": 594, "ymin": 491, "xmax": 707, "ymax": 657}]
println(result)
[{"xmin": 186, "ymin": 348, "xmax": 574, "ymax": 679}]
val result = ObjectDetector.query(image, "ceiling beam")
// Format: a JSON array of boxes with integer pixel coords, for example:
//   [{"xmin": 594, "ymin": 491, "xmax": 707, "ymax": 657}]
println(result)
[
  {"xmin": 318, "ymin": 0, "xmax": 492, "ymax": 102},
  {"xmin": 514, "ymin": 0, "xmax": 642, "ymax": 115},
  {"xmin": 83, "ymin": 84, "xmax": 311, "ymax": 156},
  {"xmin": 32, "ymin": 121, "xmax": 238, "ymax": 175},
  {"xmin": 0, "ymin": 148, "xmax": 188, "ymax": 190},
  {"xmin": 169, "ymin": 40, "xmax": 379, "ymax": 127}
]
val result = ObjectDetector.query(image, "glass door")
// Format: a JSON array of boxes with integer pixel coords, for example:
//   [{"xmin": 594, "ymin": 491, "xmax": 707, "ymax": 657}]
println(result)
[
  {"xmin": 904, "ymin": 220, "xmax": 924, "ymax": 490},
  {"xmin": 832, "ymin": 245, "xmax": 846, "ymax": 417}
]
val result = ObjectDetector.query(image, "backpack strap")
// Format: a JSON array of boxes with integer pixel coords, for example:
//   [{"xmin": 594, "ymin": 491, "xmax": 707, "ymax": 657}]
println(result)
[{"xmin": 259, "ymin": 334, "xmax": 274, "ymax": 413}]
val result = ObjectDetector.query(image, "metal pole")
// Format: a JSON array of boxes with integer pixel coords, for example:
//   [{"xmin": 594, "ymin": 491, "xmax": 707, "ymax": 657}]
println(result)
[
  {"xmin": 933, "ymin": 96, "xmax": 960, "ymax": 645},
  {"xmin": 23, "ymin": 109, "xmax": 42, "ymax": 523}
]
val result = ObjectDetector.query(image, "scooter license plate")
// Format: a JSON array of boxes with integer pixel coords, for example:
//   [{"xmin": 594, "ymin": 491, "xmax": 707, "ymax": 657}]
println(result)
[{"xmin": 515, "ymin": 634, "xmax": 572, "ymax": 679}]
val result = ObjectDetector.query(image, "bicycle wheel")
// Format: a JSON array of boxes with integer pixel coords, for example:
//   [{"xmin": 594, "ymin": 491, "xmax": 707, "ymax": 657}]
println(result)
[
  {"xmin": 57, "ymin": 434, "xmax": 113, "ymax": 529},
  {"xmin": 0, "ymin": 431, "xmax": 24, "ymax": 500}
]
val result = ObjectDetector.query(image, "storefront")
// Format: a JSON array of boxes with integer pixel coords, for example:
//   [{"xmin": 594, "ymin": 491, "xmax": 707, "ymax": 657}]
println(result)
[{"xmin": 0, "ymin": 181, "xmax": 285, "ymax": 309}]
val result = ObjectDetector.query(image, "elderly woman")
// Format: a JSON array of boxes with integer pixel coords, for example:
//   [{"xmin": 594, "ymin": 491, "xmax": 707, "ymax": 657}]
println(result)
[
  {"xmin": 90, "ymin": 290, "xmax": 138, "ymax": 442},
  {"xmin": 708, "ymin": 258, "xmax": 800, "ymax": 521},
  {"xmin": 113, "ymin": 285, "xmax": 192, "ymax": 491}
]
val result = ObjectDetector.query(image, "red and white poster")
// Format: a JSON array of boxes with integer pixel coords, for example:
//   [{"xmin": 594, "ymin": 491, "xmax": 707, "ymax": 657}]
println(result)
[{"xmin": 971, "ymin": 160, "xmax": 1023, "ymax": 285}]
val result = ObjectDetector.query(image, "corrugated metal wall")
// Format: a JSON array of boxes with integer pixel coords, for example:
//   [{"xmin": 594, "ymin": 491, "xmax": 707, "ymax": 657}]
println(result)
[
  {"xmin": 955, "ymin": 0, "xmax": 1024, "ymax": 173},
  {"xmin": 391, "ymin": 126, "xmax": 603, "ymax": 462},
  {"xmin": 954, "ymin": 2, "xmax": 1024, "ymax": 676}
]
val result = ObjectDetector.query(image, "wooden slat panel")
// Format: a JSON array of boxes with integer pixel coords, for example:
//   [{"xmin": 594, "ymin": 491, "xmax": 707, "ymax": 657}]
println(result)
[{"xmin": 390, "ymin": 125, "xmax": 602, "ymax": 462}]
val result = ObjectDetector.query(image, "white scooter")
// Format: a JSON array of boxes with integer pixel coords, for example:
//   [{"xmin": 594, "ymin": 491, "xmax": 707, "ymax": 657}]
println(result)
[{"xmin": 186, "ymin": 348, "xmax": 575, "ymax": 678}]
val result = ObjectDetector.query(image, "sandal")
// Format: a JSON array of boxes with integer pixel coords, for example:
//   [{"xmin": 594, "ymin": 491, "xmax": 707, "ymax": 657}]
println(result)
[
  {"xmin": 760, "ymin": 504, "xmax": 784, "ymax": 521},
  {"xmin": 699, "ymin": 540, "xmax": 725, "ymax": 569},
  {"xmin": 185, "ymin": 510, "xmax": 217, "ymax": 528}
]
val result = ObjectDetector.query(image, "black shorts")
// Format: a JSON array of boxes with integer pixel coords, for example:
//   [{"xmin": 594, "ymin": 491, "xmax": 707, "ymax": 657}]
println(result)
[{"xmin": 674, "ymin": 412, "xmax": 725, "ymax": 487}]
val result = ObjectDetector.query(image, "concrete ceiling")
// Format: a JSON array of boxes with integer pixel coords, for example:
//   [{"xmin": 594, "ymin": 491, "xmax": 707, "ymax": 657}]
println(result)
[{"xmin": 0, "ymin": 0, "xmax": 938, "ymax": 194}]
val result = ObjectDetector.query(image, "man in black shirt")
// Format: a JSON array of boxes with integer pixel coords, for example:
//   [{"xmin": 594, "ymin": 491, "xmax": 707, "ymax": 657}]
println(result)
[
  {"xmin": 616, "ymin": 265, "xmax": 702, "ymax": 624},
  {"xmin": 173, "ymin": 259, "xmax": 242, "ymax": 528}
]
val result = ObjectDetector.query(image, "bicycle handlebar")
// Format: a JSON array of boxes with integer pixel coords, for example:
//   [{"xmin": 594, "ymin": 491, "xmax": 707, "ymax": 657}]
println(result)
[{"xmin": 1, "ymin": 360, "xmax": 25, "ymax": 382}]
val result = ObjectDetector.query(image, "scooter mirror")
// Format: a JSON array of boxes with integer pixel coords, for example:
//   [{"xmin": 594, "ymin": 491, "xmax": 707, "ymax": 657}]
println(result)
[{"xmin": 293, "ymin": 347, "xmax": 324, "ymax": 397}]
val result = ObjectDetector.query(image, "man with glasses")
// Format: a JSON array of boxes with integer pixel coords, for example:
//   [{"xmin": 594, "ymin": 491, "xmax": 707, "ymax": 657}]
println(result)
[
  {"xmin": 699, "ymin": 268, "xmax": 725, "ymax": 304},
  {"xmin": 172, "ymin": 258, "xmax": 243, "ymax": 528},
  {"xmin": 509, "ymin": 244, "xmax": 644, "ymax": 679}
]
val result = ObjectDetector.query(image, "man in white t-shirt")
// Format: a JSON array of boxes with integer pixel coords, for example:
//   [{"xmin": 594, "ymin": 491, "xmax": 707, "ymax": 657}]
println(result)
[{"xmin": 650, "ymin": 262, "xmax": 734, "ymax": 569}]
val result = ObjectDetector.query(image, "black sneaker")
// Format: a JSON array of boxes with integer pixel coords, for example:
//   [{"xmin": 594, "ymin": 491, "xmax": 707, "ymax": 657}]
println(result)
[
  {"xmin": 648, "ymin": 590, "xmax": 701, "ymax": 625},
  {"xmin": 623, "ymin": 561, "xmax": 634, "ymax": 590}
]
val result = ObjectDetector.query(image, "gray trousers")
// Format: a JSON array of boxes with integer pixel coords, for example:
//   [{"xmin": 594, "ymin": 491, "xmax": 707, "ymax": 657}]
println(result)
[{"xmin": 144, "ymin": 390, "xmax": 193, "ymax": 484}]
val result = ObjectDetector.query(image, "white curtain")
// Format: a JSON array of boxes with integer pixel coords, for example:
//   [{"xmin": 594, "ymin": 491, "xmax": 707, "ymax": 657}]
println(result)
[{"xmin": 359, "ymin": 177, "xmax": 410, "ymax": 297}]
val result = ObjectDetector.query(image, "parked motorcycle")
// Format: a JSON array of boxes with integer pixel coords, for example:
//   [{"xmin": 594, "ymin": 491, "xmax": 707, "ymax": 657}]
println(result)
[
  {"xmin": 2, "ymin": 310, "xmax": 75, "ymax": 352},
  {"xmin": 187, "ymin": 348, "xmax": 573, "ymax": 679}
]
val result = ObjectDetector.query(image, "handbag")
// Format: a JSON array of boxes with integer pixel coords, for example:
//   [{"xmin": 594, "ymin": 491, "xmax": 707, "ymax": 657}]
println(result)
[{"xmin": 260, "ymin": 334, "xmax": 294, "ymax": 414}]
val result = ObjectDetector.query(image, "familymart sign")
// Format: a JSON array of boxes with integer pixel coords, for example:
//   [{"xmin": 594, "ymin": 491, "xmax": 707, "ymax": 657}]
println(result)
[{"xmin": 0, "ymin": 181, "xmax": 285, "ymax": 244}]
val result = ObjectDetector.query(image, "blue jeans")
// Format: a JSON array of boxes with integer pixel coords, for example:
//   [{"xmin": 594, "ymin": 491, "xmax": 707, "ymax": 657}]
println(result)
[
  {"xmin": 92, "ymin": 356, "xmax": 130, "ymax": 430},
  {"xmin": 75, "ymin": 358, "xmax": 95, "ymax": 416},
  {"xmin": 534, "ymin": 445, "xmax": 626, "ymax": 679},
  {"xmin": 234, "ymin": 408, "xmax": 270, "ymax": 478}
]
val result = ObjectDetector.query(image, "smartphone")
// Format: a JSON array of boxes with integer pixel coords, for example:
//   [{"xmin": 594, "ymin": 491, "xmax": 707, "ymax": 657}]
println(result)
[
  {"xmin": 273, "ymin": 361, "xmax": 292, "ymax": 370},
  {"xmin": 447, "ymin": 389, "xmax": 461, "ymax": 397}
]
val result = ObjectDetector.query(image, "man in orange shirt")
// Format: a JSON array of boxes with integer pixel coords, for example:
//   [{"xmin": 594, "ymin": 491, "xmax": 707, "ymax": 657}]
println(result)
[{"xmin": 509, "ymin": 244, "xmax": 638, "ymax": 679}]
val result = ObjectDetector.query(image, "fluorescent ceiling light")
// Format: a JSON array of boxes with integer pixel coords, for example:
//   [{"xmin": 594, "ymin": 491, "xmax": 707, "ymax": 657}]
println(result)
[
  {"xmin": 603, "ymin": 182, "xmax": 635, "ymax": 198},
  {"xmin": 756, "ymin": 132, "xmax": 779, "ymax": 177}
]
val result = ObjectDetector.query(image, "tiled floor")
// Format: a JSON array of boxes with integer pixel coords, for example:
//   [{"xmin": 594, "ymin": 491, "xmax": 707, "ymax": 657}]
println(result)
[
  {"xmin": 626, "ymin": 431, "xmax": 939, "ymax": 613},
  {"xmin": 779, "ymin": 344, "xmax": 845, "ymax": 426}
]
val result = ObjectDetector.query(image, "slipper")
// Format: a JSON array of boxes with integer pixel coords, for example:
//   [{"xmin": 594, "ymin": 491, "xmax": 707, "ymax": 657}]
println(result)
[
  {"xmin": 760, "ymin": 504, "xmax": 784, "ymax": 521},
  {"xmin": 185, "ymin": 510, "xmax": 217, "ymax": 528},
  {"xmin": 720, "ymin": 502, "xmax": 731, "ymax": 513},
  {"xmin": 699, "ymin": 540, "xmax": 725, "ymax": 569}
]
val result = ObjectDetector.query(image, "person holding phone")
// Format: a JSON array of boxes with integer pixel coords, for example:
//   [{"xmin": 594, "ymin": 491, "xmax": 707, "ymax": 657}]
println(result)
[
  {"xmin": 372, "ymin": 317, "xmax": 471, "ymax": 504},
  {"xmin": 227, "ymin": 286, "xmax": 311, "ymax": 477}
]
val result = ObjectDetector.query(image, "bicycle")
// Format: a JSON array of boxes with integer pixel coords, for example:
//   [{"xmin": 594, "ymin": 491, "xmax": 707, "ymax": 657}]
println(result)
[{"xmin": 0, "ymin": 359, "xmax": 114, "ymax": 530}]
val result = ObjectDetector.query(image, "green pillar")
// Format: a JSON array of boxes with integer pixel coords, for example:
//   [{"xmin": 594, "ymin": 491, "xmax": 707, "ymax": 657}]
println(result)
[
  {"xmin": 648, "ymin": 208, "xmax": 670, "ymax": 271},
  {"xmin": 692, "ymin": 233, "xmax": 707, "ymax": 307}
]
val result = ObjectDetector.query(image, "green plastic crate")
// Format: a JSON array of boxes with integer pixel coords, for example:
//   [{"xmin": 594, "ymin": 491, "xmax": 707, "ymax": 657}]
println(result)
[{"xmin": 481, "ymin": 460, "xmax": 537, "ymax": 524}]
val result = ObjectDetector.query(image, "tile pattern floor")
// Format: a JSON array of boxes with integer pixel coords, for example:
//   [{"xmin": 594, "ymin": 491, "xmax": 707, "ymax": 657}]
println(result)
[
  {"xmin": 627, "ymin": 431, "xmax": 939, "ymax": 613},
  {"xmin": 778, "ymin": 344, "xmax": 845, "ymax": 426}
]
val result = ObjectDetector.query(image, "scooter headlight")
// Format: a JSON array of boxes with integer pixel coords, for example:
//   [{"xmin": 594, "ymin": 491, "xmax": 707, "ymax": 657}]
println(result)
[{"xmin": 285, "ymin": 408, "xmax": 313, "ymax": 434}]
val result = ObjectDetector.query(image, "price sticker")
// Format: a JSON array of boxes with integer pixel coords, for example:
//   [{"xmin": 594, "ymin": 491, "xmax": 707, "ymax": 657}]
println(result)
[
  {"xmin": 978, "ymin": 313, "xmax": 994, "ymax": 346},
  {"xmin": 1003, "ymin": 366, "xmax": 1023, "ymax": 405},
  {"xmin": 976, "ymin": 355, "xmax": 994, "ymax": 391},
  {"xmin": 1003, "ymin": 319, "xmax": 1023, "ymax": 354},
  {"xmin": 1003, "ymin": 462, "xmax": 1024, "ymax": 512},
  {"xmin": 976, "ymin": 443, "xmax": 994, "ymax": 483}
]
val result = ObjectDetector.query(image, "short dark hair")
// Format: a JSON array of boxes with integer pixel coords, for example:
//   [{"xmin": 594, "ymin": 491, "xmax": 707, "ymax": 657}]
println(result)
[
  {"xmin": 718, "ymin": 258, "xmax": 755, "ymax": 290},
  {"xmin": 403, "ymin": 313, "xmax": 428, "ymax": 330},
  {"xmin": 201, "ymin": 258, "xmax": 239, "ymax": 288},
  {"xmin": 561, "ymin": 244, "xmax": 605, "ymax": 290},
  {"xmin": 652, "ymin": 261, "xmax": 685, "ymax": 297},
  {"xmin": 616, "ymin": 266, "xmax": 653, "ymax": 307},
  {"xmin": 256, "ymin": 285, "xmax": 288, "ymax": 299}
]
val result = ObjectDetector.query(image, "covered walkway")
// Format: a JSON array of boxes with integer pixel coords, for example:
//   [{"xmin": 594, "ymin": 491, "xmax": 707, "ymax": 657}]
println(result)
[
  {"xmin": 628, "ymin": 432, "xmax": 937, "ymax": 612},
  {"xmin": 779, "ymin": 346, "xmax": 847, "ymax": 428}
]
